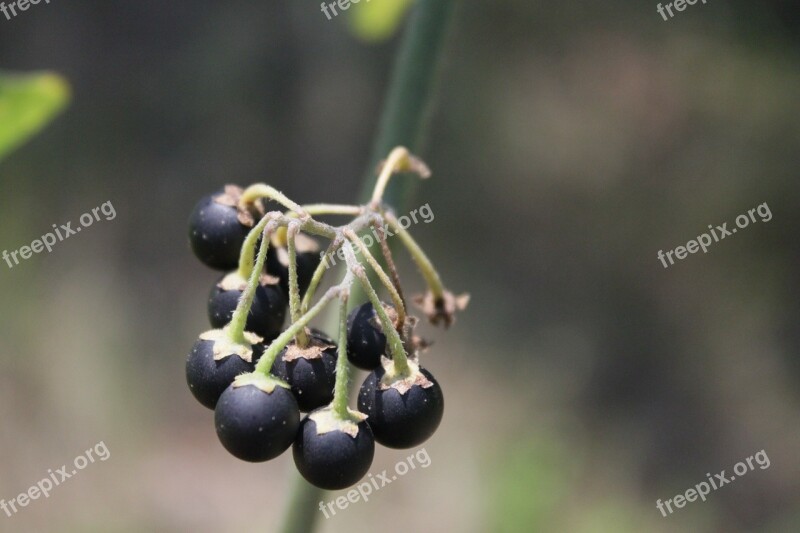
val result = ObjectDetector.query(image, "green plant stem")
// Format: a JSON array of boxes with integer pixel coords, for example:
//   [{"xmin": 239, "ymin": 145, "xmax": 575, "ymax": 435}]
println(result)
[
  {"xmin": 301, "ymin": 204, "xmax": 363, "ymax": 216},
  {"xmin": 369, "ymin": 146, "xmax": 410, "ymax": 207},
  {"xmin": 236, "ymin": 212, "xmax": 276, "ymax": 280},
  {"xmin": 279, "ymin": 1, "xmax": 454, "ymax": 532},
  {"xmin": 331, "ymin": 293, "xmax": 352, "ymax": 419},
  {"xmin": 385, "ymin": 211, "xmax": 445, "ymax": 299},
  {"xmin": 286, "ymin": 223, "xmax": 309, "ymax": 347},
  {"xmin": 359, "ymin": 0, "xmax": 455, "ymax": 208},
  {"xmin": 227, "ymin": 222, "xmax": 273, "ymax": 344},
  {"xmin": 345, "ymin": 243, "xmax": 410, "ymax": 374},
  {"xmin": 344, "ymin": 228, "xmax": 406, "ymax": 328},
  {"xmin": 241, "ymin": 184, "xmax": 307, "ymax": 216},
  {"xmin": 373, "ymin": 215, "xmax": 406, "ymax": 305},
  {"xmin": 300, "ymin": 238, "xmax": 343, "ymax": 315},
  {"xmin": 253, "ymin": 286, "xmax": 341, "ymax": 377}
]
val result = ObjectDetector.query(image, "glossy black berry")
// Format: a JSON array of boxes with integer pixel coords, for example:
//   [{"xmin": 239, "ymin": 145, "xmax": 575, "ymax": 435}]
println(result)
[
  {"xmin": 215, "ymin": 383, "xmax": 300, "ymax": 462},
  {"xmin": 346, "ymin": 301, "xmax": 388, "ymax": 370},
  {"xmin": 207, "ymin": 275, "xmax": 287, "ymax": 340},
  {"xmin": 358, "ymin": 366, "xmax": 444, "ymax": 449},
  {"xmin": 293, "ymin": 414, "xmax": 375, "ymax": 490},
  {"xmin": 186, "ymin": 339, "xmax": 260, "ymax": 409},
  {"xmin": 271, "ymin": 335, "xmax": 337, "ymax": 412},
  {"xmin": 189, "ymin": 188, "xmax": 250, "ymax": 271}
]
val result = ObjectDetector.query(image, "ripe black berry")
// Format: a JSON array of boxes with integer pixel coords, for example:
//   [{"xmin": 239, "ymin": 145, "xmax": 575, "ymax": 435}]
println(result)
[
  {"xmin": 346, "ymin": 301, "xmax": 389, "ymax": 370},
  {"xmin": 188, "ymin": 187, "xmax": 251, "ymax": 271},
  {"xmin": 215, "ymin": 380, "xmax": 300, "ymax": 462},
  {"xmin": 293, "ymin": 410, "xmax": 375, "ymax": 490},
  {"xmin": 186, "ymin": 337, "xmax": 261, "ymax": 409},
  {"xmin": 207, "ymin": 274, "xmax": 287, "ymax": 340},
  {"xmin": 271, "ymin": 334, "xmax": 337, "ymax": 412},
  {"xmin": 358, "ymin": 364, "xmax": 444, "ymax": 449}
]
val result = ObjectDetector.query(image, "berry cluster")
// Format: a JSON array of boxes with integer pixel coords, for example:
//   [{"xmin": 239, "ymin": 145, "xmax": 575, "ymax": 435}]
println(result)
[{"xmin": 185, "ymin": 147, "xmax": 468, "ymax": 490}]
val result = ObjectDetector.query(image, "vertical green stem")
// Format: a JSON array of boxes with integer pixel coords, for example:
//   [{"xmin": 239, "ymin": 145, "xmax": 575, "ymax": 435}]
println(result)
[
  {"xmin": 226, "ymin": 222, "xmax": 272, "ymax": 344},
  {"xmin": 236, "ymin": 213, "xmax": 274, "ymax": 280},
  {"xmin": 278, "ymin": 2, "xmax": 454, "ymax": 532},
  {"xmin": 345, "ymin": 243, "xmax": 410, "ymax": 374},
  {"xmin": 359, "ymin": 0, "xmax": 456, "ymax": 208},
  {"xmin": 331, "ymin": 293, "xmax": 352, "ymax": 419},
  {"xmin": 286, "ymin": 223, "xmax": 309, "ymax": 347},
  {"xmin": 345, "ymin": 228, "xmax": 406, "ymax": 327}
]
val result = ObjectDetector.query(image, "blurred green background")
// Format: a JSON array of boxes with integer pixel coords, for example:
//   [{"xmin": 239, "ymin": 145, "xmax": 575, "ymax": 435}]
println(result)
[{"xmin": 1, "ymin": 1, "xmax": 799, "ymax": 531}]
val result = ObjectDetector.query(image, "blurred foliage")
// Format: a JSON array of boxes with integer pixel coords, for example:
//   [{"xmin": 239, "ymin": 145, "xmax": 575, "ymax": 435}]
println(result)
[
  {"xmin": 0, "ymin": 71, "xmax": 69, "ymax": 162},
  {"xmin": 348, "ymin": 0, "xmax": 414, "ymax": 42},
  {"xmin": 489, "ymin": 435, "xmax": 577, "ymax": 532}
]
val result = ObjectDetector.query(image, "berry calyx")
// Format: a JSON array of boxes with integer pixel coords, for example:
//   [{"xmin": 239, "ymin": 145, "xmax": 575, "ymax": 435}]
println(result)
[
  {"xmin": 207, "ymin": 272, "xmax": 287, "ymax": 340},
  {"xmin": 270, "ymin": 333, "xmax": 338, "ymax": 412},
  {"xmin": 346, "ymin": 301, "xmax": 391, "ymax": 370},
  {"xmin": 185, "ymin": 329, "xmax": 263, "ymax": 409},
  {"xmin": 357, "ymin": 358, "xmax": 444, "ymax": 449},
  {"xmin": 215, "ymin": 373, "xmax": 300, "ymax": 462},
  {"xmin": 188, "ymin": 186, "xmax": 256, "ymax": 271},
  {"xmin": 293, "ymin": 407, "xmax": 374, "ymax": 490}
]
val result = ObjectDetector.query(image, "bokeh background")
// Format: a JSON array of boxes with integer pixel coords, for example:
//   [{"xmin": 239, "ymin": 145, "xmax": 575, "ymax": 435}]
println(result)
[{"xmin": 1, "ymin": 1, "xmax": 799, "ymax": 531}]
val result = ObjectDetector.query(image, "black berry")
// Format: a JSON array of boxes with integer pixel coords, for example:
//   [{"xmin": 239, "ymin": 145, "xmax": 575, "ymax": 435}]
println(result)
[
  {"xmin": 207, "ymin": 274, "xmax": 287, "ymax": 340},
  {"xmin": 346, "ymin": 301, "xmax": 388, "ymax": 370},
  {"xmin": 358, "ymin": 365, "xmax": 444, "ymax": 449},
  {"xmin": 189, "ymin": 187, "xmax": 251, "ymax": 271},
  {"xmin": 293, "ymin": 412, "xmax": 375, "ymax": 490},
  {"xmin": 271, "ymin": 335, "xmax": 337, "ymax": 412},
  {"xmin": 186, "ymin": 338, "xmax": 261, "ymax": 410},
  {"xmin": 215, "ymin": 382, "xmax": 300, "ymax": 462}
]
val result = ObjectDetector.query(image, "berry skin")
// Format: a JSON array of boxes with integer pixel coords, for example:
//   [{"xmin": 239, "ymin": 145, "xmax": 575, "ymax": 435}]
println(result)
[
  {"xmin": 207, "ymin": 275, "xmax": 287, "ymax": 340},
  {"xmin": 189, "ymin": 188, "xmax": 251, "ymax": 271},
  {"xmin": 215, "ymin": 383, "xmax": 300, "ymax": 462},
  {"xmin": 358, "ymin": 365, "xmax": 444, "ymax": 449},
  {"xmin": 293, "ymin": 413, "xmax": 375, "ymax": 490},
  {"xmin": 346, "ymin": 302, "xmax": 388, "ymax": 370},
  {"xmin": 186, "ymin": 339, "xmax": 261, "ymax": 410},
  {"xmin": 271, "ymin": 334, "xmax": 337, "ymax": 412}
]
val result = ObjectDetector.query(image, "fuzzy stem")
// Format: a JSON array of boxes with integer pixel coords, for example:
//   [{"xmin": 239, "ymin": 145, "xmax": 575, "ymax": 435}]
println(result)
[
  {"xmin": 344, "ymin": 243, "xmax": 410, "ymax": 374},
  {"xmin": 344, "ymin": 228, "xmax": 406, "ymax": 329},
  {"xmin": 235, "ymin": 212, "xmax": 278, "ymax": 280},
  {"xmin": 372, "ymin": 215, "xmax": 405, "ymax": 307},
  {"xmin": 226, "ymin": 223, "xmax": 273, "ymax": 344},
  {"xmin": 241, "ymin": 184, "xmax": 307, "ymax": 216},
  {"xmin": 286, "ymin": 223, "xmax": 309, "ymax": 348},
  {"xmin": 300, "ymin": 238, "xmax": 343, "ymax": 314},
  {"xmin": 385, "ymin": 211, "xmax": 445, "ymax": 299},
  {"xmin": 301, "ymin": 204, "xmax": 363, "ymax": 217},
  {"xmin": 254, "ymin": 286, "xmax": 341, "ymax": 377},
  {"xmin": 331, "ymin": 291, "xmax": 352, "ymax": 419},
  {"xmin": 369, "ymin": 146, "xmax": 411, "ymax": 207}
]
